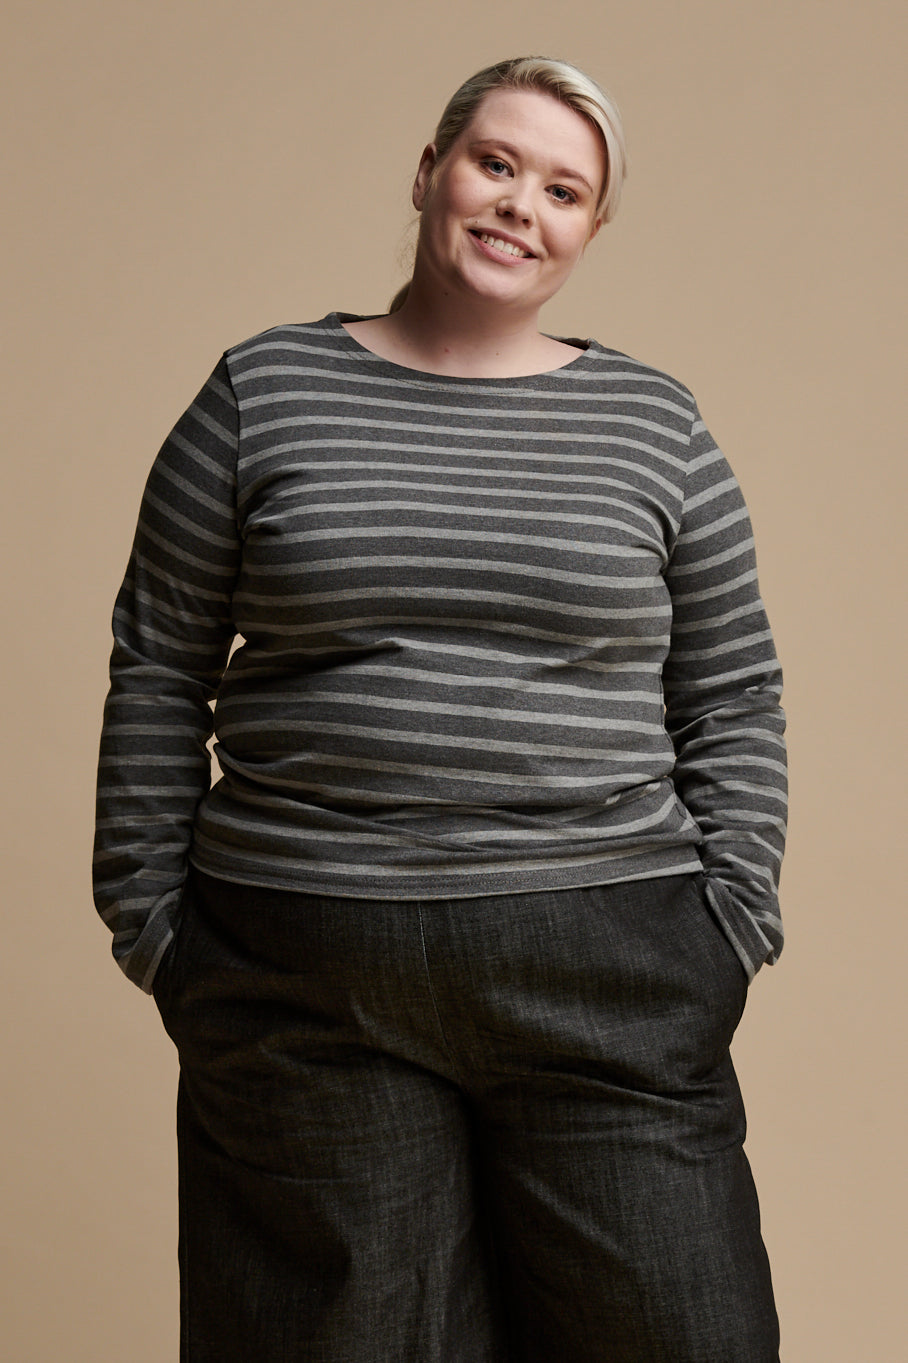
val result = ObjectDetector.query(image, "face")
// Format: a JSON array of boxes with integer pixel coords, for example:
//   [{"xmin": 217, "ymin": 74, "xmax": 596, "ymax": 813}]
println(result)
[{"xmin": 411, "ymin": 87, "xmax": 606, "ymax": 317}]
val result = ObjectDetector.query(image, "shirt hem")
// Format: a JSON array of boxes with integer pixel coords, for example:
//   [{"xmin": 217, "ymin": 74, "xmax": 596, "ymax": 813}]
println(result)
[{"xmin": 187, "ymin": 847, "xmax": 706, "ymax": 901}]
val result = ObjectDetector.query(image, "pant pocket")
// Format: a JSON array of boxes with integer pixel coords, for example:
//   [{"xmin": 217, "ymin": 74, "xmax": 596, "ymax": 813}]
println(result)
[
  {"xmin": 685, "ymin": 874, "xmax": 749, "ymax": 1030},
  {"xmin": 152, "ymin": 873, "xmax": 199, "ymax": 1024}
]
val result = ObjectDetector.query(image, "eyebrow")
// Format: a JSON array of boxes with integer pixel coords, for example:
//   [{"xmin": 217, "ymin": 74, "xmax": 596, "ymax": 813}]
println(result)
[{"xmin": 468, "ymin": 139, "xmax": 596, "ymax": 195}]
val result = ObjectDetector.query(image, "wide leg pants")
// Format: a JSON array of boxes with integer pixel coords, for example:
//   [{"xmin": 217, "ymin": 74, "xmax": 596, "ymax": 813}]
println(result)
[{"xmin": 153, "ymin": 869, "xmax": 779, "ymax": 1361}]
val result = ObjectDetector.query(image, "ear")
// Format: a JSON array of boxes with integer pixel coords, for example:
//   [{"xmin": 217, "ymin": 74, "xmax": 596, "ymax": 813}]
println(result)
[
  {"xmin": 586, "ymin": 213, "xmax": 604, "ymax": 245},
  {"xmin": 412, "ymin": 143, "xmax": 438, "ymax": 212}
]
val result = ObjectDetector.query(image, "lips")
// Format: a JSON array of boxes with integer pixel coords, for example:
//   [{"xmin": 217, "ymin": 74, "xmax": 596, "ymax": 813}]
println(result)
[{"xmin": 470, "ymin": 229, "xmax": 535, "ymax": 259}]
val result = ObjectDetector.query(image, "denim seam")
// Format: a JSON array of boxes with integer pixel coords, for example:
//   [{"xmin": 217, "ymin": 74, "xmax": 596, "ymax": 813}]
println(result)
[{"xmin": 415, "ymin": 905, "xmax": 468, "ymax": 1085}]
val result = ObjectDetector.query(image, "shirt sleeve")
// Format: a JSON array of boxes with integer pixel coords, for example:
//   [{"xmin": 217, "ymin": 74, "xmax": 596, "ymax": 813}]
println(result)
[
  {"xmin": 662, "ymin": 406, "xmax": 787, "ymax": 979},
  {"xmin": 92, "ymin": 356, "xmax": 241, "ymax": 992}
]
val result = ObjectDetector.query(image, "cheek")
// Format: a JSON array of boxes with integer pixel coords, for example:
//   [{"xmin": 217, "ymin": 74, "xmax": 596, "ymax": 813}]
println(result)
[
  {"xmin": 446, "ymin": 166, "xmax": 486, "ymax": 217},
  {"xmin": 549, "ymin": 222, "xmax": 590, "ymax": 266},
  {"xmin": 572, "ymin": 213, "xmax": 601, "ymax": 258}
]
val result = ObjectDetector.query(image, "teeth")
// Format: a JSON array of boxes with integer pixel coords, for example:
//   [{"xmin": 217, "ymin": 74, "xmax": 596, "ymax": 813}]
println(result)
[{"xmin": 479, "ymin": 233, "xmax": 529, "ymax": 257}]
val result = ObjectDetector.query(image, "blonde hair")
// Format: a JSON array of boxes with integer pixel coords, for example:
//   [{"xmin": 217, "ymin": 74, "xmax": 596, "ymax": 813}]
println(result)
[{"xmin": 389, "ymin": 56, "xmax": 628, "ymax": 312}]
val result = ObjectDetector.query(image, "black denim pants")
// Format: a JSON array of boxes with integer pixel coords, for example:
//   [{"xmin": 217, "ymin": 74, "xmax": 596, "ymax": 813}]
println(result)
[{"xmin": 153, "ymin": 869, "xmax": 779, "ymax": 1362}]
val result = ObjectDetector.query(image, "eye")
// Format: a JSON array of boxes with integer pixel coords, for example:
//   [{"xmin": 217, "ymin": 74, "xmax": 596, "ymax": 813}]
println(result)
[
  {"xmin": 481, "ymin": 157, "xmax": 511, "ymax": 177},
  {"xmin": 549, "ymin": 185, "xmax": 579, "ymax": 205}
]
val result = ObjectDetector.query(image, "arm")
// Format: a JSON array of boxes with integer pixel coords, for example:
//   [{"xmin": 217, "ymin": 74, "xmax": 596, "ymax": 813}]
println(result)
[
  {"xmin": 663, "ymin": 407, "xmax": 787, "ymax": 980},
  {"xmin": 93, "ymin": 356, "xmax": 241, "ymax": 991}
]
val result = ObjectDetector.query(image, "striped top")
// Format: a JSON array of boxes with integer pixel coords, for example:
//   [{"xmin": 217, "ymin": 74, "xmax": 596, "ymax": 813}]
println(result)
[{"xmin": 93, "ymin": 312, "xmax": 787, "ymax": 992}]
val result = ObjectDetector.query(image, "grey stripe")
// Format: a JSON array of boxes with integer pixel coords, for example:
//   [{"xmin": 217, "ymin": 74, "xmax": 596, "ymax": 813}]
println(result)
[
  {"xmin": 240, "ymin": 437, "xmax": 688, "ymax": 485},
  {"xmin": 239, "ymin": 376, "xmax": 694, "ymax": 419}
]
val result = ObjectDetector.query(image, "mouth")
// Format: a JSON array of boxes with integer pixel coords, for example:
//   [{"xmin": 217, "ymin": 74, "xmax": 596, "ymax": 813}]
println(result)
[{"xmin": 469, "ymin": 229, "xmax": 535, "ymax": 259}]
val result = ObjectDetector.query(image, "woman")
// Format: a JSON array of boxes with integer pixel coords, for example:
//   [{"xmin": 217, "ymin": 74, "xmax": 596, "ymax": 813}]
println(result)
[{"xmin": 94, "ymin": 56, "xmax": 786, "ymax": 1362}]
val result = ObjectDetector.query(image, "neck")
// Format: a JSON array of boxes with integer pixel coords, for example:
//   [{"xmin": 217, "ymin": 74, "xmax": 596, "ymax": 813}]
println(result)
[
  {"xmin": 370, "ymin": 284, "xmax": 576, "ymax": 378},
  {"xmin": 397, "ymin": 295, "xmax": 532, "ymax": 372}
]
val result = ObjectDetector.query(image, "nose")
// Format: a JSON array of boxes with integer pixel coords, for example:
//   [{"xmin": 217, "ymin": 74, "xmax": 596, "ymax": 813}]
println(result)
[{"xmin": 496, "ymin": 184, "xmax": 535, "ymax": 225}]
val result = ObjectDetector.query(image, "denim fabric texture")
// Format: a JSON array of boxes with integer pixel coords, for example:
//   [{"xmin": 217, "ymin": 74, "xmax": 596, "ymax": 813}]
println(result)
[{"xmin": 153, "ymin": 869, "xmax": 779, "ymax": 1362}]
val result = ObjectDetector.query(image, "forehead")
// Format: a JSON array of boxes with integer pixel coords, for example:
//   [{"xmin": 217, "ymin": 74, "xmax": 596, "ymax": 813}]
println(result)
[{"xmin": 460, "ymin": 87, "xmax": 605, "ymax": 175}]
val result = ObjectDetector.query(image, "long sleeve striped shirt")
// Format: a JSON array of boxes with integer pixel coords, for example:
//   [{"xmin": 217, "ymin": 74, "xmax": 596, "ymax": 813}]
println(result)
[{"xmin": 93, "ymin": 312, "xmax": 787, "ymax": 992}]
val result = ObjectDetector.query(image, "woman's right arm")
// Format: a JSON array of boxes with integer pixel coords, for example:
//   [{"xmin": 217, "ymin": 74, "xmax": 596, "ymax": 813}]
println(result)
[{"xmin": 93, "ymin": 356, "xmax": 241, "ymax": 993}]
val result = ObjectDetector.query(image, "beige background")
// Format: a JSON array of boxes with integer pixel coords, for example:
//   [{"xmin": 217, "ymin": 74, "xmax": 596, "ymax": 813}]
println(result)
[{"xmin": 3, "ymin": 0, "xmax": 905, "ymax": 1357}]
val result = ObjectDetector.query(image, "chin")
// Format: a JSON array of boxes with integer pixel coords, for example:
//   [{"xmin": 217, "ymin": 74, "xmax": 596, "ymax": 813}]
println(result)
[{"xmin": 460, "ymin": 272, "xmax": 544, "ymax": 309}]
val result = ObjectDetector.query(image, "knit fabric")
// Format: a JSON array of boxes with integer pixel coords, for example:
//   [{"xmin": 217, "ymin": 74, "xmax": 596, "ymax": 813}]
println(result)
[{"xmin": 93, "ymin": 313, "xmax": 787, "ymax": 991}]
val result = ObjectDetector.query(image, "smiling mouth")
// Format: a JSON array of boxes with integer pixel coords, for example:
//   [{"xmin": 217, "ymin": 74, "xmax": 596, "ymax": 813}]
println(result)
[{"xmin": 470, "ymin": 230, "xmax": 534, "ymax": 259}]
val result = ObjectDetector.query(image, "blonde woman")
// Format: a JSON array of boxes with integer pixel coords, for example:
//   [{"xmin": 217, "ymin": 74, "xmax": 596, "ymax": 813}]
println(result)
[{"xmin": 94, "ymin": 56, "xmax": 786, "ymax": 1362}]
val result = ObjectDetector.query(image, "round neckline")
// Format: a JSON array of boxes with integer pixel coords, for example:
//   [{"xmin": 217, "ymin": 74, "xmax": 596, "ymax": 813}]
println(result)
[{"xmin": 330, "ymin": 312, "xmax": 601, "ymax": 386}]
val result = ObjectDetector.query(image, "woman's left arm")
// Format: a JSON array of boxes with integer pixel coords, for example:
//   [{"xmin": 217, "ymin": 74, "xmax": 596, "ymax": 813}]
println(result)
[{"xmin": 663, "ymin": 406, "xmax": 788, "ymax": 980}]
